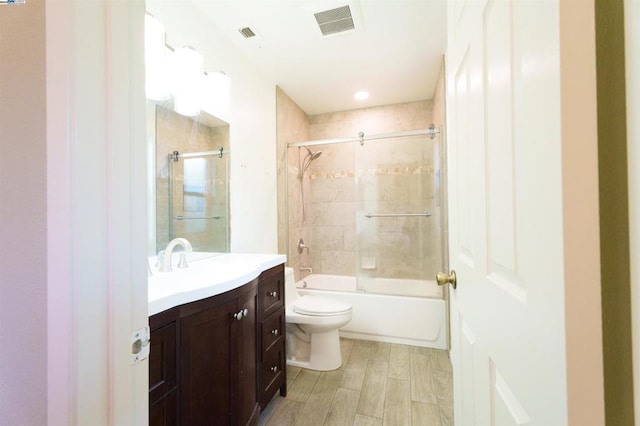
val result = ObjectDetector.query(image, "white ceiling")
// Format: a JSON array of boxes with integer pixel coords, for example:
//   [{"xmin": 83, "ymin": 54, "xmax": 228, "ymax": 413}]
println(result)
[{"xmin": 192, "ymin": 0, "xmax": 447, "ymax": 116}]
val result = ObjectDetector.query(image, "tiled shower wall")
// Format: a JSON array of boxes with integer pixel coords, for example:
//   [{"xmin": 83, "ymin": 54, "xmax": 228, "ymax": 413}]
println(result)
[
  {"xmin": 155, "ymin": 105, "xmax": 230, "ymax": 253},
  {"xmin": 277, "ymin": 62, "xmax": 446, "ymax": 283},
  {"xmin": 304, "ymin": 101, "xmax": 439, "ymax": 280},
  {"xmin": 276, "ymin": 87, "xmax": 310, "ymax": 279}
]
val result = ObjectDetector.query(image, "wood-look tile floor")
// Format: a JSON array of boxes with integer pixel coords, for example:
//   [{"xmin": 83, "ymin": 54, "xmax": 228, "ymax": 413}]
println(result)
[{"xmin": 259, "ymin": 338, "xmax": 453, "ymax": 426}]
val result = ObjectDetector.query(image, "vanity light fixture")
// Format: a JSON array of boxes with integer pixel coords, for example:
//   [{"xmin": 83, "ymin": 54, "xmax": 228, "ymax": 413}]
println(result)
[
  {"xmin": 354, "ymin": 90, "xmax": 369, "ymax": 101},
  {"xmin": 144, "ymin": 13, "xmax": 171, "ymax": 101},
  {"xmin": 201, "ymin": 71, "xmax": 231, "ymax": 115},
  {"xmin": 144, "ymin": 14, "xmax": 231, "ymax": 116},
  {"xmin": 172, "ymin": 46, "xmax": 204, "ymax": 117}
]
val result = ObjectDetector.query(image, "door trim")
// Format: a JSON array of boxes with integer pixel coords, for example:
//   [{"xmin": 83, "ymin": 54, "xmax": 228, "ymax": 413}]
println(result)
[
  {"xmin": 559, "ymin": 1, "xmax": 605, "ymax": 424},
  {"xmin": 625, "ymin": 0, "xmax": 640, "ymax": 420}
]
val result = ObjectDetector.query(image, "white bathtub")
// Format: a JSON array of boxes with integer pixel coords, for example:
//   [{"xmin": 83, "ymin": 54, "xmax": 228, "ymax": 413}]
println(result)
[{"xmin": 295, "ymin": 274, "xmax": 447, "ymax": 349}]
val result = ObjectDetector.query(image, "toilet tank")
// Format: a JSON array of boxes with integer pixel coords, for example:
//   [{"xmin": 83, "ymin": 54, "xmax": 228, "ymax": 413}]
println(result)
[{"xmin": 284, "ymin": 267, "xmax": 299, "ymax": 305}]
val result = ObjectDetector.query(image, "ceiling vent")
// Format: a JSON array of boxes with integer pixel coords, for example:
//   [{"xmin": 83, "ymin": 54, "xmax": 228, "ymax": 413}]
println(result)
[
  {"xmin": 239, "ymin": 27, "xmax": 256, "ymax": 38},
  {"xmin": 314, "ymin": 5, "xmax": 355, "ymax": 36}
]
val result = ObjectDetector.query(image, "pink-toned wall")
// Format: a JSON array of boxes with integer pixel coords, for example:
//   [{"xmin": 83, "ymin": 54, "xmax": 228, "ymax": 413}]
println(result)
[{"xmin": 0, "ymin": 1, "xmax": 48, "ymax": 424}]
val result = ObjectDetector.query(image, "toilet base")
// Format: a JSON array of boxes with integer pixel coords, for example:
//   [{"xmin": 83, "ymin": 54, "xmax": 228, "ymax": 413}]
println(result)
[{"xmin": 286, "ymin": 328, "xmax": 343, "ymax": 371}]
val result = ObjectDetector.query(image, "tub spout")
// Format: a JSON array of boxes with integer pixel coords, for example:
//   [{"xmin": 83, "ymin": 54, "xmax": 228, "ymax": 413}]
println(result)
[{"xmin": 299, "ymin": 266, "xmax": 312, "ymax": 274}]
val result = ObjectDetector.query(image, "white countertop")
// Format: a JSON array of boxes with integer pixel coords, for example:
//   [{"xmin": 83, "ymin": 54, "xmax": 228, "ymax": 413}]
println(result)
[{"xmin": 148, "ymin": 252, "xmax": 286, "ymax": 316}]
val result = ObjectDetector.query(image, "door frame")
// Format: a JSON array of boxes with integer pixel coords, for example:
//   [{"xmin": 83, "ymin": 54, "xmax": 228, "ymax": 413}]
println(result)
[
  {"xmin": 625, "ymin": 0, "xmax": 640, "ymax": 420},
  {"xmin": 558, "ymin": 1, "xmax": 605, "ymax": 423}
]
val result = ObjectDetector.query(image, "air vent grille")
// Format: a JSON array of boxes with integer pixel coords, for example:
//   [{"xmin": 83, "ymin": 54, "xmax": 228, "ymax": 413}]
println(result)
[
  {"xmin": 239, "ymin": 27, "xmax": 256, "ymax": 38},
  {"xmin": 314, "ymin": 5, "xmax": 355, "ymax": 36}
]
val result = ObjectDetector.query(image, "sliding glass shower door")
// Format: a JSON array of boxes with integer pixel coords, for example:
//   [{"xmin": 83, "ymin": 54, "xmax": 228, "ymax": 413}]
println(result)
[
  {"xmin": 161, "ymin": 150, "xmax": 229, "ymax": 252},
  {"xmin": 355, "ymin": 133, "xmax": 445, "ymax": 296}
]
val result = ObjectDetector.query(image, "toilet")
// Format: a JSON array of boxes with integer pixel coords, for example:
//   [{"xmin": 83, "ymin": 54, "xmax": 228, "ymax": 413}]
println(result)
[{"xmin": 285, "ymin": 267, "xmax": 352, "ymax": 371}]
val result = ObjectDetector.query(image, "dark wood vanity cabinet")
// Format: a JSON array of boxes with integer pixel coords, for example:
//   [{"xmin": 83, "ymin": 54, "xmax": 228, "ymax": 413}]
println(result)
[
  {"xmin": 257, "ymin": 264, "xmax": 287, "ymax": 409},
  {"xmin": 149, "ymin": 278, "xmax": 260, "ymax": 426},
  {"xmin": 149, "ymin": 309, "xmax": 179, "ymax": 426}
]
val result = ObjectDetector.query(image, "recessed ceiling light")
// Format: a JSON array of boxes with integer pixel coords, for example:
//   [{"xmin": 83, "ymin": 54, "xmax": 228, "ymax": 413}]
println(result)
[{"xmin": 354, "ymin": 91, "xmax": 369, "ymax": 101}]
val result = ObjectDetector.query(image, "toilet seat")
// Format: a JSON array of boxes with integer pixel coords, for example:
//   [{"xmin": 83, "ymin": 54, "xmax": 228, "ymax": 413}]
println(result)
[{"xmin": 292, "ymin": 295, "xmax": 352, "ymax": 316}]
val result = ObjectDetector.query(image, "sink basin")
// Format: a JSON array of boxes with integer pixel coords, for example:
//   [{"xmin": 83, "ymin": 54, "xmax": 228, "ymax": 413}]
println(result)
[{"xmin": 148, "ymin": 252, "xmax": 286, "ymax": 316}]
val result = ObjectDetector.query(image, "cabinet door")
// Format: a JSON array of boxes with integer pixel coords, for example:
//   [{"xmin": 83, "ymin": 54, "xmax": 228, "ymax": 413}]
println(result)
[
  {"xmin": 149, "ymin": 321, "xmax": 178, "ymax": 426},
  {"xmin": 180, "ymin": 298, "xmax": 236, "ymax": 426},
  {"xmin": 149, "ymin": 322, "xmax": 177, "ymax": 405},
  {"xmin": 234, "ymin": 288, "xmax": 258, "ymax": 426},
  {"xmin": 149, "ymin": 390, "xmax": 177, "ymax": 426}
]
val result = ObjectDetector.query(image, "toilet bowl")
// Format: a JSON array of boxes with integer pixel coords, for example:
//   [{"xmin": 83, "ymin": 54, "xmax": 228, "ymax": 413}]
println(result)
[{"xmin": 285, "ymin": 267, "xmax": 352, "ymax": 371}]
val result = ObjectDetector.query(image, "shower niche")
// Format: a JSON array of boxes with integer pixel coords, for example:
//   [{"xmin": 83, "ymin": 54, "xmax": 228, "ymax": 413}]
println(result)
[{"xmin": 149, "ymin": 103, "xmax": 230, "ymax": 254}]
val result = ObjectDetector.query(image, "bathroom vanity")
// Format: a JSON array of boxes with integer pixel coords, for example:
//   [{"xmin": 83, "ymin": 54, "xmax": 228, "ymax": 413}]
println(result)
[{"xmin": 148, "ymin": 254, "xmax": 286, "ymax": 426}]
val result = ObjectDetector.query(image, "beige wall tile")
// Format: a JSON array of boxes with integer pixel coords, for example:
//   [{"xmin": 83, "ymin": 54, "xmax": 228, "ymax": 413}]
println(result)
[{"xmin": 277, "ymin": 94, "xmax": 444, "ymax": 284}]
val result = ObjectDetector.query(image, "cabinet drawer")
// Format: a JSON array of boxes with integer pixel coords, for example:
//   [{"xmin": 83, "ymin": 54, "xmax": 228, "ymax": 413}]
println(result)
[
  {"xmin": 261, "ymin": 309, "xmax": 285, "ymax": 353},
  {"xmin": 261, "ymin": 344, "xmax": 285, "ymax": 393},
  {"xmin": 260, "ymin": 273, "xmax": 284, "ymax": 317}
]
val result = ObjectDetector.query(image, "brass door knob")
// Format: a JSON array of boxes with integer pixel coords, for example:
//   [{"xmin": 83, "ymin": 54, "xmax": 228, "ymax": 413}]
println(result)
[{"xmin": 436, "ymin": 270, "xmax": 457, "ymax": 289}]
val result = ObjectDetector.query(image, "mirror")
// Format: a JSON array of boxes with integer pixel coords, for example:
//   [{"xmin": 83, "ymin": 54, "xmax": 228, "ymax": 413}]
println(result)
[{"xmin": 147, "ymin": 101, "xmax": 230, "ymax": 255}]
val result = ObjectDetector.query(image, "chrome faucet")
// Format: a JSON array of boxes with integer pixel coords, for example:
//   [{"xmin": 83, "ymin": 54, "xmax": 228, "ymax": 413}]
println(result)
[
  {"xmin": 159, "ymin": 238, "xmax": 193, "ymax": 272},
  {"xmin": 299, "ymin": 266, "xmax": 313, "ymax": 274}
]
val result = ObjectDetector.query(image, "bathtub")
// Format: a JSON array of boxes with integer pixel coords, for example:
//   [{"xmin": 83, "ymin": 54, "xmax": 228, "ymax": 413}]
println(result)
[{"xmin": 295, "ymin": 274, "xmax": 447, "ymax": 349}]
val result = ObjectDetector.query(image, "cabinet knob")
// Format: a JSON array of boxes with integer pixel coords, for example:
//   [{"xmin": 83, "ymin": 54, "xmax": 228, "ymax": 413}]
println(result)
[
  {"xmin": 268, "ymin": 291, "xmax": 278, "ymax": 298},
  {"xmin": 271, "ymin": 328, "xmax": 279, "ymax": 336},
  {"xmin": 234, "ymin": 308, "xmax": 248, "ymax": 321},
  {"xmin": 270, "ymin": 366, "xmax": 278, "ymax": 373}
]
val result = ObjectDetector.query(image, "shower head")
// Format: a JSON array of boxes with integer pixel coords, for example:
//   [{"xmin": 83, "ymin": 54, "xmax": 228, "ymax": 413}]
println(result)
[
  {"xmin": 304, "ymin": 146, "xmax": 323, "ymax": 161},
  {"xmin": 299, "ymin": 146, "xmax": 323, "ymax": 178}
]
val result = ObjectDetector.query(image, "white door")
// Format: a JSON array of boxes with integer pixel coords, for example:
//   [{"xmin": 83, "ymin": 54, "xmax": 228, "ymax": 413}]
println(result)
[
  {"xmin": 445, "ymin": 0, "xmax": 601, "ymax": 424},
  {"xmin": 46, "ymin": 2, "xmax": 149, "ymax": 424}
]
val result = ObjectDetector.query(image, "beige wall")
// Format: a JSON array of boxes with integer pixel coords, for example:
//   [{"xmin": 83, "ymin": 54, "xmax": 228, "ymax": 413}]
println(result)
[
  {"xmin": 276, "ymin": 87, "xmax": 310, "ymax": 275},
  {"xmin": 0, "ymin": 1, "xmax": 47, "ymax": 424}
]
